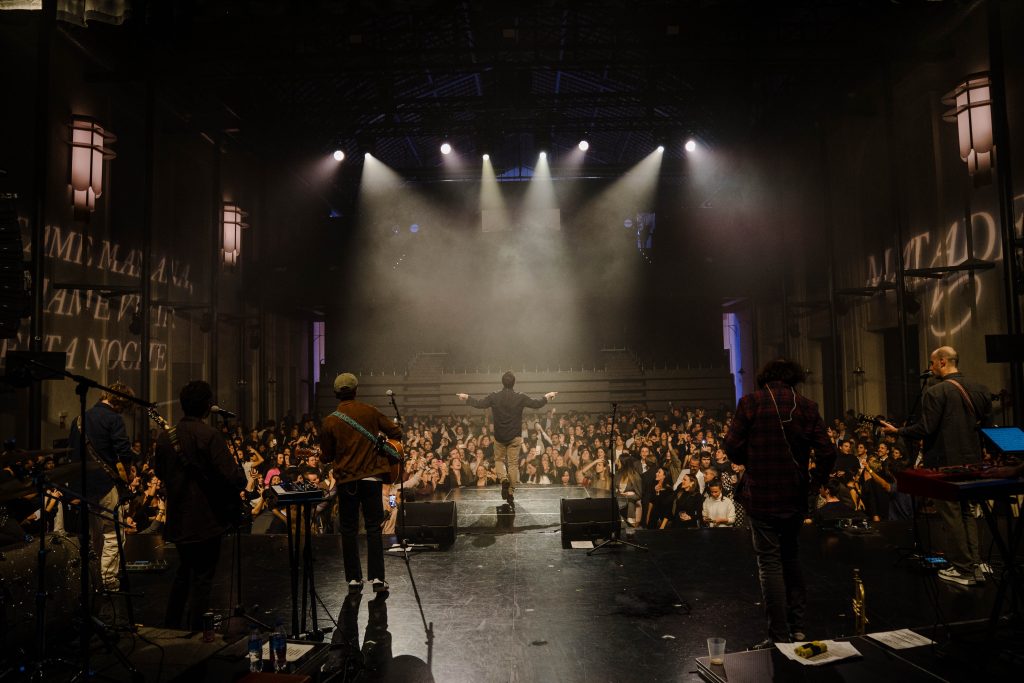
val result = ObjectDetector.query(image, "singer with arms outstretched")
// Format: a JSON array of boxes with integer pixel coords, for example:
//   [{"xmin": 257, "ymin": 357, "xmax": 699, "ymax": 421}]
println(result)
[{"xmin": 457, "ymin": 371, "xmax": 557, "ymax": 510}]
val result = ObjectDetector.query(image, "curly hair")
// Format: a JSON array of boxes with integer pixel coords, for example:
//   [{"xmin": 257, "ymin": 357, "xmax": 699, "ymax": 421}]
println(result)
[{"xmin": 756, "ymin": 358, "xmax": 807, "ymax": 388}]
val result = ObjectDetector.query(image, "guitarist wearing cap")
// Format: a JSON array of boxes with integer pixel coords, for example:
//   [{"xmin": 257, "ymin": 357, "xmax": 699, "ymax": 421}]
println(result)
[
  {"xmin": 68, "ymin": 381, "xmax": 136, "ymax": 592},
  {"xmin": 880, "ymin": 345, "xmax": 992, "ymax": 587},
  {"xmin": 321, "ymin": 372, "xmax": 402, "ymax": 595}
]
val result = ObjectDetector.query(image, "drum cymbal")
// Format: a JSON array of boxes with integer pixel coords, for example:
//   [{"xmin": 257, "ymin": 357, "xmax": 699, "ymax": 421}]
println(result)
[
  {"xmin": 0, "ymin": 462, "xmax": 82, "ymax": 502},
  {"xmin": 0, "ymin": 447, "xmax": 72, "ymax": 468}
]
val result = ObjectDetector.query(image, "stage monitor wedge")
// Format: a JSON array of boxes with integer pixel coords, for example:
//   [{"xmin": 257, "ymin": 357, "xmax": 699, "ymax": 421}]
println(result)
[
  {"xmin": 398, "ymin": 500, "xmax": 456, "ymax": 548},
  {"xmin": 560, "ymin": 497, "xmax": 619, "ymax": 549}
]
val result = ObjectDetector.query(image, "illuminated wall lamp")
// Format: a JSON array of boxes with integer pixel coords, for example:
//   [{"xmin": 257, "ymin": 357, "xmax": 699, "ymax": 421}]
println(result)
[
  {"xmin": 68, "ymin": 116, "xmax": 116, "ymax": 218},
  {"xmin": 942, "ymin": 73, "xmax": 993, "ymax": 176},
  {"xmin": 222, "ymin": 202, "xmax": 248, "ymax": 266}
]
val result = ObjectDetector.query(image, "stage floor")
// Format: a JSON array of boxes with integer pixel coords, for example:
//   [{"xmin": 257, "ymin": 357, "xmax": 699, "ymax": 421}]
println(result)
[{"xmin": 46, "ymin": 486, "xmax": 1024, "ymax": 682}]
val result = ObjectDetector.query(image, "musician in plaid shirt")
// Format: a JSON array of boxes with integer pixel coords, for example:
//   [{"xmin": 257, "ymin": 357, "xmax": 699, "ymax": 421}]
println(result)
[{"xmin": 724, "ymin": 359, "xmax": 836, "ymax": 648}]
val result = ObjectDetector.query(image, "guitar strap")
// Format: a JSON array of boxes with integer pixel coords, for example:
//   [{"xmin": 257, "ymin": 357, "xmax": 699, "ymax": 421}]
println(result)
[
  {"xmin": 74, "ymin": 417, "xmax": 131, "ymax": 500},
  {"xmin": 944, "ymin": 378, "xmax": 980, "ymax": 425},
  {"xmin": 331, "ymin": 411, "xmax": 401, "ymax": 462}
]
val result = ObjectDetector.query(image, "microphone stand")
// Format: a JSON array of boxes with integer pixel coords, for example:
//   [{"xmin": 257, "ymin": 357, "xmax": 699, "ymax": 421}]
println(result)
[
  {"xmin": 22, "ymin": 360, "xmax": 150, "ymax": 682},
  {"xmin": 589, "ymin": 403, "xmax": 647, "ymax": 555},
  {"xmin": 385, "ymin": 392, "xmax": 421, "ymax": 553},
  {"xmin": 382, "ymin": 391, "xmax": 435, "ymax": 663},
  {"xmin": 894, "ymin": 373, "xmax": 931, "ymax": 570},
  {"xmin": 216, "ymin": 413, "xmax": 271, "ymax": 636}
]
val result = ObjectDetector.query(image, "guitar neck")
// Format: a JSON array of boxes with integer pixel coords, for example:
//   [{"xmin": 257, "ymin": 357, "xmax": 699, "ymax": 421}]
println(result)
[{"xmin": 148, "ymin": 408, "xmax": 171, "ymax": 431}]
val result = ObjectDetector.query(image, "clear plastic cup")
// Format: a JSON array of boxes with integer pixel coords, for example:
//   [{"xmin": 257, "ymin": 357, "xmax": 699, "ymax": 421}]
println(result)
[{"xmin": 707, "ymin": 637, "xmax": 726, "ymax": 665}]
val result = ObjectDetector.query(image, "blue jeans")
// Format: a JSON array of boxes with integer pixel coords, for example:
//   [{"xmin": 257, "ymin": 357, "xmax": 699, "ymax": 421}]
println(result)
[
  {"xmin": 749, "ymin": 515, "xmax": 805, "ymax": 642},
  {"xmin": 339, "ymin": 480, "xmax": 385, "ymax": 582}
]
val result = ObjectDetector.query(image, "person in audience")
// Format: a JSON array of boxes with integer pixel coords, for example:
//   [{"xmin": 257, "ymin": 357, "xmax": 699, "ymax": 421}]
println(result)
[
  {"xmin": 645, "ymin": 466, "xmax": 675, "ymax": 528},
  {"xmin": 616, "ymin": 460, "xmax": 644, "ymax": 527},
  {"xmin": 670, "ymin": 473, "xmax": 704, "ymax": 528},
  {"xmin": 701, "ymin": 481, "xmax": 736, "ymax": 527}
]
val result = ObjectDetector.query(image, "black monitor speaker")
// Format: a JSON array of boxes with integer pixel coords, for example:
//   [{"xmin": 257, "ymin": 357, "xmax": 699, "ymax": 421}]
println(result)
[
  {"xmin": 398, "ymin": 501, "xmax": 456, "ymax": 548},
  {"xmin": 560, "ymin": 497, "xmax": 620, "ymax": 549}
]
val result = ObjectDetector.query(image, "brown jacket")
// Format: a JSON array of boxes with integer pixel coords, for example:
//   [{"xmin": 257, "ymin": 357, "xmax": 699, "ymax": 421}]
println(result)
[{"xmin": 321, "ymin": 400, "xmax": 402, "ymax": 484}]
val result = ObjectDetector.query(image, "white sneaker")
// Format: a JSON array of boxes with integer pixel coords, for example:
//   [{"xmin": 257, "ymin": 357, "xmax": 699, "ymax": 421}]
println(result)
[
  {"xmin": 979, "ymin": 562, "xmax": 994, "ymax": 575},
  {"xmin": 937, "ymin": 567, "xmax": 976, "ymax": 586}
]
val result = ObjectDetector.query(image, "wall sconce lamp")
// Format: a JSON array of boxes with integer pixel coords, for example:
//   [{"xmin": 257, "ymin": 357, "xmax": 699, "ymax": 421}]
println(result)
[
  {"xmin": 222, "ymin": 202, "xmax": 248, "ymax": 266},
  {"xmin": 68, "ymin": 116, "xmax": 116, "ymax": 218},
  {"xmin": 942, "ymin": 73, "xmax": 993, "ymax": 177}
]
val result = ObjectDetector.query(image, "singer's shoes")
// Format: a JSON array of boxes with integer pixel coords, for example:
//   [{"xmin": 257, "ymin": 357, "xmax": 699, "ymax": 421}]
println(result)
[
  {"xmin": 500, "ymin": 479, "xmax": 510, "ymax": 502},
  {"xmin": 370, "ymin": 579, "xmax": 389, "ymax": 593},
  {"xmin": 348, "ymin": 579, "xmax": 364, "ymax": 594}
]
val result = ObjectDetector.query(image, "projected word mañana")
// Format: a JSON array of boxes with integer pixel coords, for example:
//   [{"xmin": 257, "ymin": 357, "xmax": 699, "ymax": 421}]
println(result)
[{"xmin": 0, "ymin": 223, "xmax": 196, "ymax": 373}]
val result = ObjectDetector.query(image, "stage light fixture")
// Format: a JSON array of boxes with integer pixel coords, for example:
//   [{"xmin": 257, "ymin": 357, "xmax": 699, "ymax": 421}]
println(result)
[
  {"xmin": 539, "ymin": 151, "xmax": 547, "ymax": 159},
  {"xmin": 68, "ymin": 116, "xmax": 116, "ymax": 218},
  {"xmin": 685, "ymin": 140, "xmax": 697, "ymax": 152},
  {"xmin": 942, "ymin": 73, "xmax": 993, "ymax": 176},
  {"xmin": 333, "ymin": 150, "xmax": 345, "ymax": 161},
  {"xmin": 482, "ymin": 153, "xmax": 490, "ymax": 161},
  {"xmin": 656, "ymin": 145, "xmax": 665, "ymax": 153},
  {"xmin": 578, "ymin": 140, "xmax": 589, "ymax": 151},
  {"xmin": 441, "ymin": 142, "xmax": 452, "ymax": 155}
]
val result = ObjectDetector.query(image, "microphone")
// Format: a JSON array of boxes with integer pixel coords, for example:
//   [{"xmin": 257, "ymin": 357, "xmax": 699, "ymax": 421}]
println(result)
[
  {"xmin": 386, "ymin": 389, "xmax": 394, "ymax": 397},
  {"xmin": 211, "ymin": 405, "xmax": 237, "ymax": 419},
  {"xmin": 919, "ymin": 370, "xmax": 933, "ymax": 379}
]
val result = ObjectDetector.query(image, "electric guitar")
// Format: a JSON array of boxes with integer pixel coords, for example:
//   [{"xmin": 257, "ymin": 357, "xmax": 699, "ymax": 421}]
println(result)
[
  {"xmin": 72, "ymin": 416, "xmax": 132, "ymax": 501},
  {"xmin": 147, "ymin": 406, "xmax": 245, "ymax": 526},
  {"xmin": 856, "ymin": 413, "xmax": 886, "ymax": 427}
]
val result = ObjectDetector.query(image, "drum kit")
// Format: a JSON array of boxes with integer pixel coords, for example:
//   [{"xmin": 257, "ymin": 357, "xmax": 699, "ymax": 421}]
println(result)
[{"xmin": 0, "ymin": 447, "xmax": 100, "ymax": 674}]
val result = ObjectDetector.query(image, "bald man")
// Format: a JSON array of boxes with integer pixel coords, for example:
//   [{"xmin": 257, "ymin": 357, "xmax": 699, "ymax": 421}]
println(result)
[{"xmin": 881, "ymin": 346, "xmax": 991, "ymax": 587}]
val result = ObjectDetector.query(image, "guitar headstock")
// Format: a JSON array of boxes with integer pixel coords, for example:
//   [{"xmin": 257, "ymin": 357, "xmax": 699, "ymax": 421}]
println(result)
[
  {"xmin": 147, "ymin": 407, "xmax": 169, "ymax": 429},
  {"xmin": 855, "ymin": 413, "xmax": 884, "ymax": 427}
]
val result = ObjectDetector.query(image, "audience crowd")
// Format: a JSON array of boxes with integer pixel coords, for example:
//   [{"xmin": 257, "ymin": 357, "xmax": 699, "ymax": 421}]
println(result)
[{"xmin": 3, "ymin": 403, "xmax": 966, "ymax": 538}]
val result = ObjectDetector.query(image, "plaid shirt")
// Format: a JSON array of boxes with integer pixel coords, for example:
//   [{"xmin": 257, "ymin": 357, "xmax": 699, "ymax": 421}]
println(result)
[{"xmin": 723, "ymin": 382, "xmax": 836, "ymax": 519}]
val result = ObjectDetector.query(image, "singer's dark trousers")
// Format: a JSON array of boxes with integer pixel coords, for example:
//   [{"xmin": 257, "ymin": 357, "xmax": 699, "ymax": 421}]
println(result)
[
  {"xmin": 749, "ymin": 514, "xmax": 805, "ymax": 642},
  {"xmin": 339, "ymin": 479, "xmax": 385, "ymax": 583},
  {"xmin": 165, "ymin": 535, "xmax": 222, "ymax": 631}
]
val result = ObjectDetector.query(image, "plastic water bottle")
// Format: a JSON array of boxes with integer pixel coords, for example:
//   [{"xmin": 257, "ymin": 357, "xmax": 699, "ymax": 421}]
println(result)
[
  {"xmin": 247, "ymin": 627, "xmax": 263, "ymax": 673},
  {"xmin": 269, "ymin": 619, "xmax": 288, "ymax": 672}
]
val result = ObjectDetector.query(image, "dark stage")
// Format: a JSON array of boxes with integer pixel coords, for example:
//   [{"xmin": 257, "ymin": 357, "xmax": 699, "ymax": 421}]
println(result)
[{"xmin": 24, "ymin": 486, "xmax": 1024, "ymax": 683}]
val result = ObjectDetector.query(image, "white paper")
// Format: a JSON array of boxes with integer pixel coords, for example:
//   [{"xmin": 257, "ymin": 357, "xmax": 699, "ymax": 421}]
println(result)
[
  {"xmin": 775, "ymin": 640, "xmax": 861, "ymax": 666},
  {"xmin": 866, "ymin": 629, "xmax": 935, "ymax": 649},
  {"xmin": 262, "ymin": 641, "xmax": 315, "ymax": 661},
  {"xmin": 570, "ymin": 540, "xmax": 595, "ymax": 549}
]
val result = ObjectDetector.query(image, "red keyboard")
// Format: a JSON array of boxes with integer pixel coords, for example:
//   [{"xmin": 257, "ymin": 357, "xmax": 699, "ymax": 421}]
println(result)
[{"xmin": 896, "ymin": 465, "xmax": 1024, "ymax": 501}]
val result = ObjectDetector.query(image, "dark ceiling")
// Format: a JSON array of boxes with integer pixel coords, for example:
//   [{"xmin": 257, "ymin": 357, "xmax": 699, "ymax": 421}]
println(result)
[{"xmin": 75, "ymin": 0, "xmax": 966, "ymax": 193}]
